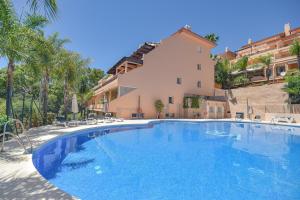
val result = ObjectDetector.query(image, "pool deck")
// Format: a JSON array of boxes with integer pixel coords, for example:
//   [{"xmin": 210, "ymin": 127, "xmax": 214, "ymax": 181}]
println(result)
[{"xmin": 1, "ymin": 119, "xmax": 300, "ymax": 199}]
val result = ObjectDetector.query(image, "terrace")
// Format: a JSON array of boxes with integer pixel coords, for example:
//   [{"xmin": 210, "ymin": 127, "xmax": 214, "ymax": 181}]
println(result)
[{"xmin": 88, "ymin": 42, "xmax": 158, "ymax": 113}]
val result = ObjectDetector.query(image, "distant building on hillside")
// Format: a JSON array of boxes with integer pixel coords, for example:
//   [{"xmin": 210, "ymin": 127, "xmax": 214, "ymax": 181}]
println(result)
[
  {"xmin": 220, "ymin": 23, "xmax": 300, "ymax": 84},
  {"xmin": 88, "ymin": 26, "xmax": 228, "ymax": 119}
]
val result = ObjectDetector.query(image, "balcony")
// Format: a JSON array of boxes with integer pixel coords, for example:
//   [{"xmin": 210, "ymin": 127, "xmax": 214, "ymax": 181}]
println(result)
[
  {"xmin": 234, "ymin": 35, "xmax": 300, "ymax": 61},
  {"xmin": 94, "ymin": 75, "xmax": 119, "ymax": 96},
  {"xmin": 274, "ymin": 55, "xmax": 297, "ymax": 64}
]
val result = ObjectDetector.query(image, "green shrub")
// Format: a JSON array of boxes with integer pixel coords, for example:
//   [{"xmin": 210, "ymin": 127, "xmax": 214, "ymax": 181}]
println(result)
[
  {"xmin": 183, "ymin": 97, "xmax": 189, "ymax": 108},
  {"xmin": 284, "ymin": 69, "xmax": 300, "ymax": 103},
  {"xmin": 47, "ymin": 112, "xmax": 56, "ymax": 124},
  {"xmin": 0, "ymin": 113, "xmax": 7, "ymax": 133},
  {"xmin": 233, "ymin": 75, "xmax": 249, "ymax": 86},
  {"xmin": 191, "ymin": 97, "xmax": 200, "ymax": 108}
]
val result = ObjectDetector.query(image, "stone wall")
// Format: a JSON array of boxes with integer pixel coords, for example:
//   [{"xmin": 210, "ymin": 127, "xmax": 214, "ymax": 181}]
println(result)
[{"xmin": 227, "ymin": 83, "xmax": 291, "ymax": 119}]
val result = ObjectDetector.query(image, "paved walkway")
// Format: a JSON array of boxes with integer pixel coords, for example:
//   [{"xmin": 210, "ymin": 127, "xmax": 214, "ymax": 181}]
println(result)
[
  {"xmin": 1, "ymin": 119, "xmax": 299, "ymax": 199},
  {"xmin": 0, "ymin": 120, "xmax": 152, "ymax": 200}
]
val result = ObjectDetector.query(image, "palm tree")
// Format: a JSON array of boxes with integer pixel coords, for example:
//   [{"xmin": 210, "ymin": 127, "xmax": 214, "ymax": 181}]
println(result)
[
  {"xmin": 204, "ymin": 33, "xmax": 219, "ymax": 44},
  {"xmin": 289, "ymin": 40, "xmax": 300, "ymax": 70},
  {"xmin": 55, "ymin": 50, "xmax": 89, "ymax": 119},
  {"xmin": 27, "ymin": 0, "xmax": 58, "ymax": 19},
  {"xmin": 27, "ymin": 33, "xmax": 69, "ymax": 124},
  {"xmin": 258, "ymin": 54, "xmax": 272, "ymax": 83},
  {"xmin": 215, "ymin": 58, "xmax": 234, "ymax": 89},
  {"xmin": 234, "ymin": 56, "xmax": 248, "ymax": 78},
  {"xmin": 0, "ymin": 0, "xmax": 47, "ymax": 118}
]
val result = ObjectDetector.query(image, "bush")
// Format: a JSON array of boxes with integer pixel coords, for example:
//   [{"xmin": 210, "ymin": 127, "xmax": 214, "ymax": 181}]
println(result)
[
  {"xmin": 284, "ymin": 69, "xmax": 300, "ymax": 103},
  {"xmin": 0, "ymin": 113, "xmax": 7, "ymax": 133},
  {"xmin": 233, "ymin": 75, "xmax": 249, "ymax": 86},
  {"xmin": 191, "ymin": 97, "xmax": 200, "ymax": 108},
  {"xmin": 47, "ymin": 112, "xmax": 56, "ymax": 124}
]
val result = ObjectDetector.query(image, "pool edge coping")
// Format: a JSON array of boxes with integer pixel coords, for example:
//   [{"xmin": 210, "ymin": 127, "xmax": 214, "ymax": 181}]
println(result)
[{"xmin": 2, "ymin": 118, "xmax": 300, "ymax": 199}]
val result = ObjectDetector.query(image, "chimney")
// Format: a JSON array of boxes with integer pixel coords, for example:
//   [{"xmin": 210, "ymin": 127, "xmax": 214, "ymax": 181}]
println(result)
[
  {"xmin": 225, "ymin": 47, "xmax": 229, "ymax": 52},
  {"xmin": 284, "ymin": 23, "xmax": 291, "ymax": 36},
  {"xmin": 248, "ymin": 38, "xmax": 252, "ymax": 45},
  {"xmin": 184, "ymin": 24, "xmax": 192, "ymax": 30}
]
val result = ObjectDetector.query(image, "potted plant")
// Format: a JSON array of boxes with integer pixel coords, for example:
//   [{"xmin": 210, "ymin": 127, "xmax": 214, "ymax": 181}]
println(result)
[{"xmin": 154, "ymin": 99, "xmax": 164, "ymax": 119}]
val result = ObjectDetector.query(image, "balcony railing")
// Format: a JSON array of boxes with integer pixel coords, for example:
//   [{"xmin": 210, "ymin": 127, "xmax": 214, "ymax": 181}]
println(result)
[{"xmin": 93, "ymin": 75, "xmax": 118, "ymax": 91}]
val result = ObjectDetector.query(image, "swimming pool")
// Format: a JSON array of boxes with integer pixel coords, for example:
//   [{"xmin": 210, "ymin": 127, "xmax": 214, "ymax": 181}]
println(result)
[{"xmin": 32, "ymin": 121, "xmax": 300, "ymax": 200}]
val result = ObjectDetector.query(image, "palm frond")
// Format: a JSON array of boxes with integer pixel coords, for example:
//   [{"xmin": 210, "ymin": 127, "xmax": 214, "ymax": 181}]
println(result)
[
  {"xmin": 23, "ymin": 14, "xmax": 48, "ymax": 30},
  {"xmin": 27, "ymin": 0, "xmax": 57, "ymax": 20}
]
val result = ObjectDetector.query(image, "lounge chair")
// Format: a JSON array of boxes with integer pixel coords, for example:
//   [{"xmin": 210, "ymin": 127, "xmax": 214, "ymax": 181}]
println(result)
[
  {"xmin": 104, "ymin": 113, "xmax": 124, "ymax": 123},
  {"xmin": 271, "ymin": 116, "xmax": 295, "ymax": 124},
  {"xmin": 78, "ymin": 120, "xmax": 88, "ymax": 125},
  {"xmin": 235, "ymin": 112, "xmax": 244, "ymax": 120},
  {"xmin": 131, "ymin": 113, "xmax": 144, "ymax": 119},
  {"xmin": 53, "ymin": 117, "xmax": 67, "ymax": 127},
  {"xmin": 68, "ymin": 120, "xmax": 80, "ymax": 127},
  {"xmin": 96, "ymin": 116, "xmax": 105, "ymax": 124},
  {"xmin": 87, "ymin": 113, "xmax": 97, "ymax": 125}
]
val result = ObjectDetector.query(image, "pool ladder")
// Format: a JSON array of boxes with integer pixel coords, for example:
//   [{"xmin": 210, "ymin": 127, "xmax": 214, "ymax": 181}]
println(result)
[{"xmin": 0, "ymin": 119, "xmax": 33, "ymax": 154}]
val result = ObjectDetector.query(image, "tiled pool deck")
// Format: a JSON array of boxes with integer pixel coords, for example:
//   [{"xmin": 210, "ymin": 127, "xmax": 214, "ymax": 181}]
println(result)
[{"xmin": 1, "ymin": 119, "xmax": 300, "ymax": 199}]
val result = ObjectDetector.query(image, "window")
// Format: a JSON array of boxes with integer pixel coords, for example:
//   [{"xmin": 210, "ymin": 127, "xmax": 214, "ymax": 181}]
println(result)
[
  {"xmin": 197, "ymin": 64, "xmax": 201, "ymax": 70},
  {"xmin": 197, "ymin": 46, "xmax": 202, "ymax": 53},
  {"xmin": 197, "ymin": 81, "xmax": 201, "ymax": 88},
  {"xmin": 168, "ymin": 96, "xmax": 174, "ymax": 104},
  {"xmin": 177, "ymin": 77, "xmax": 182, "ymax": 85}
]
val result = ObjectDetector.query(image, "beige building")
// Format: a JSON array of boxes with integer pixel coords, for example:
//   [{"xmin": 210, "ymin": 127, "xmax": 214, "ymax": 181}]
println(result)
[
  {"xmin": 88, "ymin": 26, "xmax": 227, "ymax": 119},
  {"xmin": 221, "ymin": 23, "xmax": 300, "ymax": 83}
]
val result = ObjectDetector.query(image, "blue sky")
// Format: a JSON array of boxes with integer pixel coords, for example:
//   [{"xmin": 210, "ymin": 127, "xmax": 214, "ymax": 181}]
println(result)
[{"xmin": 1, "ymin": 0, "xmax": 299, "ymax": 72}]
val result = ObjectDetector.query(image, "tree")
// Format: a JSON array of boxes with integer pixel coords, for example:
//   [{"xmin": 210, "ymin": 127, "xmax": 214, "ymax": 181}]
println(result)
[
  {"xmin": 258, "ymin": 54, "xmax": 272, "ymax": 82},
  {"xmin": 289, "ymin": 40, "xmax": 300, "ymax": 70},
  {"xmin": 55, "ymin": 50, "xmax": 90, "ymax": 119},
  {"xmin": 204, "ymin": 33, "xmax": 219, "ymax": 44},
  {"xmin": 215, "ymin": 58, "xmax": 233, "ymax": 89},
  {"xmin": 154, "ymin": 100, "xmax": 164, "ymax": 119},
  {"xmin": 234, "ymin": 56, "xmax": 249, "ymax": 79},
  {"xmin": 27, "ymin": 0, "xmax": 58, "ymax": 20},
  {"xmin": 77, "ymin": 68, "xmax": 104, "ymax": 117},
  {"xmin": 0, "ymin": 0, "xmax": 47, "ymax": 118},
  {"xmin": 25, "ymin": 32, "xmax": 68, "ymax": 124},
  {"xmin": 284, "ymin": 70, "xmax": 300, "ymax": 103}
]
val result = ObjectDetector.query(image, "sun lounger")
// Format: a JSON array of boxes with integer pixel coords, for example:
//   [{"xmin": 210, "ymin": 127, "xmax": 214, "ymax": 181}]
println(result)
[
  {"xmin": 53, "ymin": 117, "xmax": 67, "ymax": 127},
  {"xmin": 87, "ymin": 113, "xmax": 98, "ymax": 125},
  {"xmin": 271, "ymin": 116, "xmax": 295, "ymax": 124},
  {"xmin": 235, "ymin": 112, "xmax": 244, "ymax": 120},
  {"xmin": 68, "ymin": 120, "xmax": 80, "ymax": 127},
  {"xmin": 78, "ymin": 120, "xmax": 88, "ymax": 125},
  {"xmin": 104, "ymin": 113, "xmax": 124, "ymax": 123},
  {"xmin": 97, "ymin": 117, "xmax": 105, "ymax": 123}
]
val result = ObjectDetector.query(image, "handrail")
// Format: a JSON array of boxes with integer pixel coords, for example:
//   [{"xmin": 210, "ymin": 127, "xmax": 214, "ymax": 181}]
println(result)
[{"xmin": 0, "ymin": 119, "xmax": 33, "ymax": 153}]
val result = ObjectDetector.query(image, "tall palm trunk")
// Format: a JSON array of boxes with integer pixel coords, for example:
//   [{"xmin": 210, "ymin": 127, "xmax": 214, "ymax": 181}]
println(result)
[
  {"xmin": 41, "ymin": 67, "xmax": 49, "ymax": 125},
  {"xmin": 63, "ymin": 80, "xmax": 68, "ymax": 120},
  {"xmin": 6, "ymin": 59, "xmax": 15, "ymax": 118}
]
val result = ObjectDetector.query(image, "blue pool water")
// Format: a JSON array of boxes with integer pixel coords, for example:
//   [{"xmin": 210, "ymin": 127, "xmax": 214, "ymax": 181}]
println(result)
[{"xmin": 32, "ymin": 121, "xmax": 300, "ymax": 200}]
